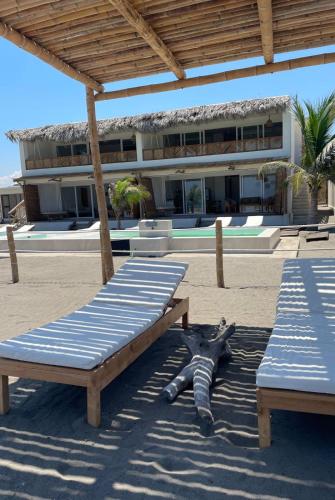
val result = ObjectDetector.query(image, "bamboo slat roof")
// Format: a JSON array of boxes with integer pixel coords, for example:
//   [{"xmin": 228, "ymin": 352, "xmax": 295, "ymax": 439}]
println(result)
[{"xmin": 1, "ymin": 0, "xmax": 335, "ymax": 88}]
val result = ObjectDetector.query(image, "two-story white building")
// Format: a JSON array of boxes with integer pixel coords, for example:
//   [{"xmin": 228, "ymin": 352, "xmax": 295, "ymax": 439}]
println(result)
[{"xmin": 6, "ymin": 95, "xmax": 302, "ymax": 223}]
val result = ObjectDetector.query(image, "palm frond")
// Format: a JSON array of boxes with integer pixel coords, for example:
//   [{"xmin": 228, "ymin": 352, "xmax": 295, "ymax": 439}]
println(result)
[
  {"xmin": 108, "ymin": 177, "xmax": 151, "ymax": 217},
  {"xmin": 291, "ymin": 92, "xmax": 335, "ymax": 175},
  {"xmin": 289, "ymin": 168, "xmax": 307, "ymax": 195},
  {"xmin": 316, "ymin": 138, "xmax": 335, "ymax": 173}
]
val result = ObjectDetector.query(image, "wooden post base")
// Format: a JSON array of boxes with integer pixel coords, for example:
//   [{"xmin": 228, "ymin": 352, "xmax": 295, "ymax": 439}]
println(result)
[{"xmin": 0, "ymin": 375, "xmax": 9, "ymax": 415}]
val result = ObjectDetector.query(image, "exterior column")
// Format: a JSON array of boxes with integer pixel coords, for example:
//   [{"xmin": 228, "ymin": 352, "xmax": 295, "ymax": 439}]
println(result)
[
  {"xmin": 23, "ymin": 184, "xmax": 42, "ymax": 222},
  {"xmin": 135, "ymin": 132, "xmax": 144, "ymax": 164},
  {"xmin": 86, "ymin": 87, "xmax": 114, "ymax": 284}
]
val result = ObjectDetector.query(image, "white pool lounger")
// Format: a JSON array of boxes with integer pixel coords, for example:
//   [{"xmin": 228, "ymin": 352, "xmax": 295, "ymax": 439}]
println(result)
[
  {"xmin": 256, "ymin": 258, "xmax": 335, "ymax": 447},
  {"xmin": 209, "ymin": 217, "xmax": 233, "ymax": 228},
  {"xmin": 243, "ymin": 215, "xmax": 264, "ymax": 227},
  {"xmin": 16, "ymin": 225, "xmax": 35, "ymax": 232},
  {"xmin": 0, "ymin": 259, "xmax": 189, "ymax": 426}
]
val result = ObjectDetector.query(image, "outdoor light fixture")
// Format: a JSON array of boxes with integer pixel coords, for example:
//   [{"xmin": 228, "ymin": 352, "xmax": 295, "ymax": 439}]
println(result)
[
  {"xmin": 14, "ymin": 178, "xmax": 25, "ymax": 186},
  {"xmin": 265, "ymin": 115, "xmax": 273, "ymax": 128}
]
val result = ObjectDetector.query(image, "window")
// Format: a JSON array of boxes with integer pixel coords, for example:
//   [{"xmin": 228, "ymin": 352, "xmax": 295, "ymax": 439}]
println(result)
[
  {"xmin": 163, "ymin": 134, "xmax": 181, "ymax": 148},
  {"xmin": 61, "ymin": 187, "xmax": 76, "ymax": 217},
  {"xmin": 258, "ymin": 125, "xmax": 264, "ymax": 138},
  {"xmin": 165, "ymin": 180, "xmax": 183, "ymax": 213},
  {"xmin": 122, "ymin": 138, "xmax": 136, "ymax": 151},
  {"xmin": 238, "ymin": 125, "xmax": 259, "ymax": 151},
  {"xmin": 241, "ymin": 175, "xmax": 262, "ymax": 198},
  {"xmin": 72, "ymin": 143, "xmax": 87, "ymax": 155},
  {"xmin": 240, "ymin": 175, "xmax": 263, "ymax": 212},
  {"xmin": 204, "ymin": 127, "xmax": 236, "ymax": 143},
  {"xmin": 76, "ymin": 186, "xmax": 92, "ymax": 217},
  {"xmin": 99, "ymin": 140, "xmax": 121, "ymax": 153},
  {"xmin": 56, "ymin": 145, "xmax": 72, "ymax": 157},
  {"xmin": 264, "ymin": 121, "xmax": 282, "ymax": 138},
  {"xmin": 243, "ymin": 125, "xmax": 258, "ymax": 139},
  {"xmin": 263, "ymin": 174, "xmax": 276, "ymax": 198},
  {"xmin": 184, "ymin": 132, "xmax": 201, "ymax": 145}
]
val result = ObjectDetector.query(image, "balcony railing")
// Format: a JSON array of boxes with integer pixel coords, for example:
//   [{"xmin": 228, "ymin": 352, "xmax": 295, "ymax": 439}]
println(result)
[
  {"xmin": 25, "ymin": 150, "xmax": 137, "ymax": 170},
  {"xmin": 142, "ymin": 136, "xmax": 283, "ymax": 161}
]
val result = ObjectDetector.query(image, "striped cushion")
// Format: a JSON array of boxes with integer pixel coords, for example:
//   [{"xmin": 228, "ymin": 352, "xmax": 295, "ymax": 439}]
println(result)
[{"xmin": 0, "ymin": 259, "xmax": 188, "ymax": 370}]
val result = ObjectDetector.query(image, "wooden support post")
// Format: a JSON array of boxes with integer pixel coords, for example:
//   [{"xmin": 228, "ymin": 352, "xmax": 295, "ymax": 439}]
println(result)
[
  {"xmin": 256, "ymin": 389, "xmax": 271, "ymax": 448},
  {"xmin": 0, "ymin": 375, "xmax": 9, "ymax": 415},
  {"xmin": 87, "ymin": 386, "xmax": 101, "ymax": 427},
  {"xmin": 6, "ymin": 227, "xmax": 19, "ymax": 283},
  {"xmin": 215, "ymin": 219, "xmax": 224, "ymax": 288},
  {"xmin": 257, "ymin": 0, "xmax": 273, "ymax": 64},
  {"xmin": 86, "ymin": 87, "xmax": 114, "ymax": 284}
]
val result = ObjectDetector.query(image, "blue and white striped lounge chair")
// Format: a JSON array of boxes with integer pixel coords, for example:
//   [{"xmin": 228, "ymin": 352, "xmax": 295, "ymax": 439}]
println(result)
[
  {"xmin": 0, "ymin": 259, "xmax": 189, "ymax": 426},
  {"xmin": 256, "ymin": 258, "xmax": 335, "ymax": 447}
]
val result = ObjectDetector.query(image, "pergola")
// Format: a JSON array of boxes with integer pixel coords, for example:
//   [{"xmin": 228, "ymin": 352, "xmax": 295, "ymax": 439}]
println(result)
[{"xmin": 1, "ymin": 0, "xmax": 334, "ymax": 283}]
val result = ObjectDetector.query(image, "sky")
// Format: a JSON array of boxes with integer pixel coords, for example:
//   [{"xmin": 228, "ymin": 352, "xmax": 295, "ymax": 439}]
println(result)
[{"xmin": 0, "ymin": 38, "xmax": 335, "ymax": 187}]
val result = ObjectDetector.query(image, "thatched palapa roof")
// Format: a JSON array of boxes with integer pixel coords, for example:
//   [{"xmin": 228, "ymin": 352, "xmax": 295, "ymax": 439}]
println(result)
[{"xmin": 6, "ymin": 96, "xmax": 290, "ymax": 144}]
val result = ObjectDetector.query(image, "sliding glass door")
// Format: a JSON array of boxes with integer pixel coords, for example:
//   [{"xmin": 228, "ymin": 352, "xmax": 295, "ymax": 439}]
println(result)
[
  {"xmin": 184, "ymin": 178, "xmax": 204, "ymax": 214},
  {"xmin": 61, "ymin": 185, "xmax": 95, "ymax": 218}
]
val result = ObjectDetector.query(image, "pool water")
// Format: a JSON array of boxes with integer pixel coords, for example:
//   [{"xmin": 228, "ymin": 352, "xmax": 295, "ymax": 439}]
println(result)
[
  {"xmin": 0, "ymin": 227, "xmax": 265, "ymax": 241},
  {"xmin": 109, "ymin": 227, "xmax": 265, "ymax": 239},
  {"xmin": 0, "ymin": 232, "xmax": 48, "ymax": 239}
]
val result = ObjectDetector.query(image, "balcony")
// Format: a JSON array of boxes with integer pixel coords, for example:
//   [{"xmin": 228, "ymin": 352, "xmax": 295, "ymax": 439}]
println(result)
[
  {"xmin": 25, "ymin": 150, "xmax": 137, "ymax": 170},
  {"xmin": 142, "ymin": 136, "xmax": 282, "ymax": 161}
]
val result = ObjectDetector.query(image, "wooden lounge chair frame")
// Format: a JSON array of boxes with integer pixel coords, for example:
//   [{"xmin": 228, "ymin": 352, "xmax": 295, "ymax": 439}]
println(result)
[
  {"xmin": 0, "ymin": 297, "xmax": 189, "ymax": 427},
  {"xmin": 256, "ymin": 386, "xmax": 335, "ymax": 448}
]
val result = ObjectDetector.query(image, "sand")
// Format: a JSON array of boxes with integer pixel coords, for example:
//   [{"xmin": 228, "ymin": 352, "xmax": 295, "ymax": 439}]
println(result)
[{"xmin": 0, "ymin": 242, "xmax": 335, "ymax": 499}]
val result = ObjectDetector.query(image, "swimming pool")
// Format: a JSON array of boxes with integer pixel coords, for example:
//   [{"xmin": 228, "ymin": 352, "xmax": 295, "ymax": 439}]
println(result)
[
  {"xmin": 0, "ymin": 226, "xmax": 264, "ymax": 240},
  {"xmin": 0, "ymin": 226, "xmax": 280, "ymax": 253}
]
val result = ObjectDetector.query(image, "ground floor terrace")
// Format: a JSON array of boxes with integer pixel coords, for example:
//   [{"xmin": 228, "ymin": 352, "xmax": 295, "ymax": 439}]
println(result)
[
  {"xmin": 20, "ymin": 162, "xmax": 289, "ymax": 222},
  {"xmin": 0, "ymin": 240, "xmax": 335, "ymax": 498}
]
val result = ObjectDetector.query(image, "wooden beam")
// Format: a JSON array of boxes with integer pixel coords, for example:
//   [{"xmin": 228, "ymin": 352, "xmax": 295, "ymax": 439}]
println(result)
[
  {"xmin": 257, "ymin": 0, "xmax": 273, "ymax": 64},
  {"xmin": 0, "ymin": 21, "xmax": 103, "ymax": 92},
  {"xmin": 95, "ymin": 52, "xmax": 335, "ymax": 101},
  {"xmin": 108, "ymin": 0, "xmax": 185, "ymax": 79},
  {"xmin": 86, "ymin": 87, "xmax": 114, "ymax": 284}
]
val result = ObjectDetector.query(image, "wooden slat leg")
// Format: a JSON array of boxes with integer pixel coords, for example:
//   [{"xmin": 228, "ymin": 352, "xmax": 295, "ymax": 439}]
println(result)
[
  {"xmin": 258, "ymin": 404, "xmax": 271, "ymax": 448},
  {"xmin": 87, "ymin": 386, "xmax": 101, "ymax": 427},
  {"xmin": 182, "ymin": 311, "xmax": 189, "ymax": 330},
  {"xmin": 0, "ymin": 375, "xmax": 9, "ymax": 415}
]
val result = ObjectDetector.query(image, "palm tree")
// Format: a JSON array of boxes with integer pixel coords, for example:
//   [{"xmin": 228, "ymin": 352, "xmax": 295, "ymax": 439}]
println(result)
[
  {"xmin": 259, "ymin": 93, "xmax": 335, "ymax": 223},
  {"xmin": 108, "ymin": 177, "xmax": 151, "ymax": 229}
]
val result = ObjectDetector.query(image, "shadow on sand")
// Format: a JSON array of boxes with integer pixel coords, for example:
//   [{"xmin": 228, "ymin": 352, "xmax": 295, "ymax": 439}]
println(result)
[{"xmin": 0, "ymin": 325, "xmax": 335, "ymax": 499}]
